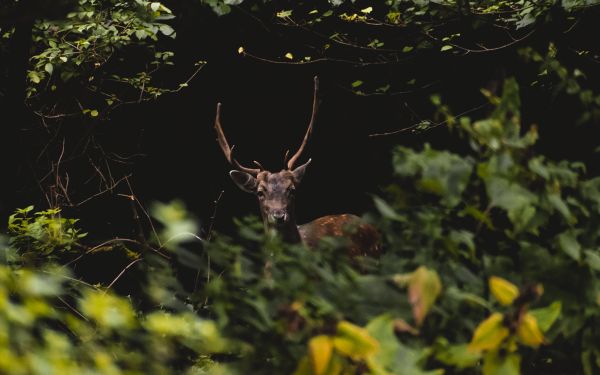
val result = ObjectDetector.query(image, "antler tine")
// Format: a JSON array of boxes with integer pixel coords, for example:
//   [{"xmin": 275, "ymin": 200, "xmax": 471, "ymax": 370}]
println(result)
[
  {"xmin": 287, "ymin": 76, "xmax": 319, "ymax": 170},
  {"xmin": 214, "ymin": 103, "xmax": 261, "ymax": 175}
]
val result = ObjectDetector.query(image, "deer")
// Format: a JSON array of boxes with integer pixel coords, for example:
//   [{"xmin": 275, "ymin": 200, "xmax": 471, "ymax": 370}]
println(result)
[{"xmin": 213, "ymin": 77, "xmax": 380, "ymax": 257}]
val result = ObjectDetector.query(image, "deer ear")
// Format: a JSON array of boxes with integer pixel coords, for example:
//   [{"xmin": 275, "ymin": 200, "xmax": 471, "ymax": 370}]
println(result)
[
  {"xmin": 229, "ymin": 170, "xmax": 258, "ymax": 193},
  {"xmin": 292, "ymin": 158, "xmax": 311, "ymax": 184}
]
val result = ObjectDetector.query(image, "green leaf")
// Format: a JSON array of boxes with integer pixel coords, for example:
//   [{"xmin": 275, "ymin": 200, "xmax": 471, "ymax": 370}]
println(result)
[
  {"xmin": 529, "ymin": 301, "xmax": 561, "ymax": 332},
  {"xmin": 441, "ymin": 45, "xmax": 453, "ymax": 51},
  {"xmin": 367, "ymin": 315, "xmax": 440, "ymax": 374},
  {"xmin": 483, "ymin": 351, "xmax": 521, "ymax": 375},
  {"xmin": 351, "ymin": 80, "xmax": 363, "ymax": 88},
  {"xmin": 44, "ymin": 63, "xmax": 53, "ymax": 74},
  {"xmin": 276, "ymin": 10, "xmax": 292, "ymax": 18},
  {"xmin": 558, "ymin": 231, "xmax": 581, "ymax": 261},
  {"xmin": 435, "ymin": 343, "xmax": 481, "ymax": 369},
  {"xmin": 159, "ymin": 24, "xmax": 175, "ymax": 36},
  {"xmin": 373, "ymin": 196, "xmax": 405, "ymax": 222},
  {"xmin": 584, "ymin": 249, "xmax": 600, "ymax": 271}
]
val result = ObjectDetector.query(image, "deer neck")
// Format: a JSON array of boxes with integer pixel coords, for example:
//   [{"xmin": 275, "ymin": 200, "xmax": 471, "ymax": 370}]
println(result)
[{"xmin": 263, "ymin": 217, "xmax": 302, "ymax": 243}]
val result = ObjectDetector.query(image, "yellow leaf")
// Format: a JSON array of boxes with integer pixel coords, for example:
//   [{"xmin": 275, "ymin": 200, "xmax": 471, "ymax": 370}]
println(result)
[
  {"xmin": 360, "ymin": 6, "xmax": 373, "ymax": 14},
  {"xmin": 333, "ymin": 321, "xmax": 379, "ymax": 360},
  {"xmin": 237, "ymin": 46, "xmax": 244, "ymax": 54},
  {"xmin": 468, "ymin": 313, "xmax": 509, "ymax": 352},
  {"xmin": 517, "ymin": 313, "xmax": 544, "ymax": 348},
  {"xmin": 489, "ymin": 276, "xmax": 519, "ymax": 306},
  {"xmin": 285, "ymin": 52, "xmax": 294, "ymax": 60},
  {"xmin": 309, "ymin": 335, "xmax": 334, "ymax": 375},
  {"xmin": 408, "ymin": 266, "xmax": 442, "ymax": 326}
]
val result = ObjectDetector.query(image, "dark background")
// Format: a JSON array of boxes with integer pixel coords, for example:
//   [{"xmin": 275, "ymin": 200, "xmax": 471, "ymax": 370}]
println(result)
[{"xmin": 4, "ymin": 2, "xmax": 599, "ymax": 241}]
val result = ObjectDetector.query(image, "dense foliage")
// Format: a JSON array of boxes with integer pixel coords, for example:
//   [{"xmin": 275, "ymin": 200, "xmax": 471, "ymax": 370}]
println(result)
[
  {"xmin": 2, "ymin": 79, "xmax": 599, "ymax": 373},
  {"xmin": 1, "ymin": 0, "xmax": 600, "ymax": 374}
]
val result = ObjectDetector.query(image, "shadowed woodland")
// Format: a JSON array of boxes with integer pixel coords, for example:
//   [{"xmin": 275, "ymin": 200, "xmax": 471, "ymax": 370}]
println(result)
[{"xmin": 1, "ymin": 0, "xmax": 600, "ymax": 374}]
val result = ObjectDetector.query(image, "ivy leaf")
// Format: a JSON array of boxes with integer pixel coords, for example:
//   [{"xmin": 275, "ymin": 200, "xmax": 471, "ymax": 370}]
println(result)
[
  {"xmin": 489, "ymin": 276, "xmax": 519, "ymax": 306},
  {"xmin": 468, "ymin": 313, "xmax": 509, "ymax": 352}
]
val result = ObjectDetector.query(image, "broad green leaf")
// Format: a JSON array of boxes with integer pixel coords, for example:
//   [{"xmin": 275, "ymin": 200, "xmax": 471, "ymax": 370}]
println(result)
[
  {"xmin": 309, "ymin": 335, "xmax": 333, "ymax": 375},
  {"xmin": 408, "ymin": 266, "xmax": 442, "ymax": 326},
  {"xmin": 584, "ymin": 249, "xmax": 600, "ymax": 271},
  {"xmin": 469, "ymin": 313, "xmax": 509, "ymax": 352},
  {"xmin": 489, "ymin": 276, "xmax": 519, "ymax": 306},
  {"xmin": 516, "ymin": 313, "xmax": 544, "ymax": 348},
  {"xmin": 435, "ymin": 343, "xmax": 481, "ymax": 369},
  {"xmin": 482, "ymin": 351, "xmax": 521, "ymax": 375},
  {"xmin": 366, "ymin": 315, "xmax": 440, "ymax": 375},
  {"xmin": 44, "ymin": 63, "xmax": 53, "ymax": 74},
  {"xmin": 558, "ymin": 231, "xmax": 581, "ymax": 261},
  {"xmin": 373, "ymin": 196, "xmax": 405, "ymax": 221},
  {"xmin": 529, "ymin": 301, "xmax": 561, "ymax": 332}
]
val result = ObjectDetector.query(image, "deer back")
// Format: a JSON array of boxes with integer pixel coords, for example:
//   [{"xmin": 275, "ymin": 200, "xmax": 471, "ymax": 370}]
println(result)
[{"xmin": 298, "ymin": 214, "xmax": 381, "ymax": 257}]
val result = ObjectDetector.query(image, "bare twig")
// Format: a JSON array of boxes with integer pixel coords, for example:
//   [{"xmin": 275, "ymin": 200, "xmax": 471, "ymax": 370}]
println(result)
[
  {"xmin": 103, "ymin": 258, "xmax": 144, "ymax": 294},
  {"xmin": 369, "ymin": 102, "xmax": 489, "ymax": 137}
]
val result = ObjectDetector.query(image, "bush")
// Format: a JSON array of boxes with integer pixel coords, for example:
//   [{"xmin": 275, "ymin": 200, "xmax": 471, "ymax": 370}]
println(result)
[{"xmin": 2, "ymin": 78, "xmax": 599, "ymax": 374}]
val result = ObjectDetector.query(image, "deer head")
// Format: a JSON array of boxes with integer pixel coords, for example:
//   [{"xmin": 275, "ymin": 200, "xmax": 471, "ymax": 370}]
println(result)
[{"xmin": 214, "ymin": 77, "xmax": 319, "ymax": 238}]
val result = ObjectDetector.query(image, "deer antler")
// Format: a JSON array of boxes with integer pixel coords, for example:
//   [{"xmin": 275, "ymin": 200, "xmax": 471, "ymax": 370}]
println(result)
[
  {"xmin": 286, "ymin": 76, "xmax": 319, "ymax": 170},
  {"xmin": 214, "ymin": 103, "xmax": 261, "ymax": 175}
]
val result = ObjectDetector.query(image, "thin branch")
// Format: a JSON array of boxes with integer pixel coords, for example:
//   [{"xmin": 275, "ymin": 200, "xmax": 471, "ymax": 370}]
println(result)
[
  {"xmin": 103, "ymin": 258, "xmax": 144, "ymax": 294},
  {"xmin": 369, "ymin": 102, "xmax": 489, "ymax": 137}
]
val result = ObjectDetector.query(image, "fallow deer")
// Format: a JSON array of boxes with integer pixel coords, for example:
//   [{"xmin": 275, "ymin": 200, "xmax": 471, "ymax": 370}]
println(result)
[{"xmin": 214, "ymin": 77, "xmax": 380, "ymax": 257}]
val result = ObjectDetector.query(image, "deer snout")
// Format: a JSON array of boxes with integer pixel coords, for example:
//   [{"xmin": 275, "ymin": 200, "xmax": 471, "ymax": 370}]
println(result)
[{"xmin": 269, "ymin": 210, "xmax": 288, "ymax": 224}]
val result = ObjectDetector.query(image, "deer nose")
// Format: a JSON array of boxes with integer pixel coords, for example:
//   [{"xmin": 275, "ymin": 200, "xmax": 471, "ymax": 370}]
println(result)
[{"xmin": 271, "ymin": 210, "xmax": 287, "ymax": 223}]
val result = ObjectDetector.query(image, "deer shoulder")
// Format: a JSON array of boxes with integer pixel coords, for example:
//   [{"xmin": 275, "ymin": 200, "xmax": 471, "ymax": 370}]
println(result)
[{"xmin": 299, "ymin": 214, "xmax": 380, "ymax": 257}]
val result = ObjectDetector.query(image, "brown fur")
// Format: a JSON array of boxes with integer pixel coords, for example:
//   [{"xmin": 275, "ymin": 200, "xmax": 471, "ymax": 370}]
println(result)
[{"xmin": 298, "ymin": 214, "xmax": 381, "ymax": 257}]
